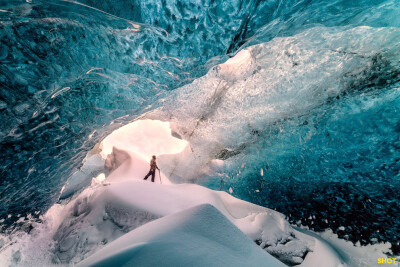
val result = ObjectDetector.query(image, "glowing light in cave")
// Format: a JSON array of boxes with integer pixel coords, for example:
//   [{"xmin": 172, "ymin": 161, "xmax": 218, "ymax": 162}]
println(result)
[{"xmin": 101, "ymin": 119, "xmax": 188, "ymax": 161}]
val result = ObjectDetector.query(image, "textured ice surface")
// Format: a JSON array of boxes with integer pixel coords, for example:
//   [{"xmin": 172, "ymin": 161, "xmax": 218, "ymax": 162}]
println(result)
[
  {"xmin": 144, "ymin": 25, "xmax": 400, "ymax": 250},
  {"xmin": 59, "ymin": 153, "xmax": 105, "ymax": 200},
  {"xmin": 1, "ymin": 0, "xmax": 400, "ymax": 256},
  {"xmin": 149, "ymin": 25, "xmax": 400, "ymax": 182}
]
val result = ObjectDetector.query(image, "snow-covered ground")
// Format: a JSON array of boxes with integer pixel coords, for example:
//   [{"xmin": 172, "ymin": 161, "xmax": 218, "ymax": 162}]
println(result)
[
  {"xmin": 0, "ymin": 120, "xmax": 396, "ymax": 267},
  {"xmin": 77, "ymin": 204, "xmax": 286, "ymax": 267},
  {"xmin": 0, "ymin": 149, "xmax": 395, "ymax": 266}
]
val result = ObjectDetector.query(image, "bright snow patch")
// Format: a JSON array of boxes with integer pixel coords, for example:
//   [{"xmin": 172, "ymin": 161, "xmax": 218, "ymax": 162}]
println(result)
[
  {"xmin": 0, "ymin": 147, "xmax": 393, "ymax": 266},
  {"xmin": 101, "ymin": 119, "xmax": 188, "ymax": 159},
  {"xmin": 59, "ymin": 119, "xmax": 187, "ymax": 199},
  {"xmin": 77, "ymin": 204, "xmax": 285, "ymax": 267}
]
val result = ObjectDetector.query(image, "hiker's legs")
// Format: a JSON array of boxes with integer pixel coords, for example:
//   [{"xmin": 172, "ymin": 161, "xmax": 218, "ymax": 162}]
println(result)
[
  {"xmin": 151, "ymin": 170, "xmax": 155, "ymax": 182},
  {"xmin": 144, "ymin": 170, "xmax": 152, "ymax": 180}
]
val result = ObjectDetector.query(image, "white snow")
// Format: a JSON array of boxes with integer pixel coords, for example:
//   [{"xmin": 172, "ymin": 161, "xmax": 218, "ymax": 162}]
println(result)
[
  {"xmin": 314, "ymin": 229, "xmax": 398, "ymax": 267},
  {"xmin": 101, "ymin": 119, "xmax": 188, "ymax": 159},
  {"xmin": 59, "ymin": 119, "xmax": 187, "ymax": 198},
  {"xmin": 45, "ymin": 159, "xmax": 315, "ymax": 265},
  {"xmin": 0, "ymin": 143, "xmax": 396, "ymax": 267},
  {"xmin": 217, "ymin": 49, "xmax": 254, "ymax": 81},
  {"xmin": 77, "ymin": 204, "xmax": 286, "ymax": 267},
  {"xmin": 0, "ymin": 113, "xmax": 397, "ymax": 266}
]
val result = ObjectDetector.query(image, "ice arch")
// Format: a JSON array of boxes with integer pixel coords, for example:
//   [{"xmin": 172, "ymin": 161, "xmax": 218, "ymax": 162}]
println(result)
[
  {"xmin": 59, "ymin": 119, "xmax": 188, "ymax": 198},
  {"xmin": 101, "ymin": 119, "xmax": 187, "ymax": 159}
]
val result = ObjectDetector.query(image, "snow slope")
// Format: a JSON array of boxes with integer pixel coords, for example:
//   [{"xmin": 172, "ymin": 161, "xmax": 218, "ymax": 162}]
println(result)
[
  {"xmin": 50, "ymin": 176, "xmax": 316, "ymax": 265},
  {"xmin": 46, "ymin": 147, "xmax": 345, "ymax": 266},
  {"xmin": 77, "ymin": 204, "xmax": 286, "ymax": 267},
  {"xmin": 0, "ymin": 129, "xmax": 394, "ymax": 266}
]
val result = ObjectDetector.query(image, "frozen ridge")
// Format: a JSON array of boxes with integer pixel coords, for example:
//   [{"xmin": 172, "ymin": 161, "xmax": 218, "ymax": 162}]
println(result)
[
  {"xmin": 0, "ymin": 147, "xmax": 394, "ymax": 266},
  {"xmin": 53, "ymin": 148, "xmax": 324, "ymax": 266},
  {"xmin": 1, "ymin": 147, "xmax": 347, "ymax": 267},
  {"xmin": 77, "ymin": 204, "xmax": 286, "ymax": 267}
]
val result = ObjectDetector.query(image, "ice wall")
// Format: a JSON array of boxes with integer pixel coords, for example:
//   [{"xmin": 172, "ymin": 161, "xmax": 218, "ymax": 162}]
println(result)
[
  {"xmin": 146, "ymin": 25, "xmax": 400, "ymax": 250},
  {"xmin": 0, "ymin": 0, "xmax": 399, "ymax": 254}
]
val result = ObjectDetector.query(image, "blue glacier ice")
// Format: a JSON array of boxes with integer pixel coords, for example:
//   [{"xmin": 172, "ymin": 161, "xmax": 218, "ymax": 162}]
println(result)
[{"xmin": 0, "ymin": 0, "xmax": 399, "ymax": 256}]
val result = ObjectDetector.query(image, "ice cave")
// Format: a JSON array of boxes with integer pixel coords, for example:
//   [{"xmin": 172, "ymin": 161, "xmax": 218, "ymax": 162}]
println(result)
[{"xmin": 0, "ymin": 0, "xmax": 399, "ymax": 266}]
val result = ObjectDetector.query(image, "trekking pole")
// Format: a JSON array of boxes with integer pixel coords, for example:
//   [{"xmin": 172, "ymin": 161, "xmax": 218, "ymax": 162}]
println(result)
[{"xmin": 158, "ymin": 169, "xmax": 162, "ymax": 184}]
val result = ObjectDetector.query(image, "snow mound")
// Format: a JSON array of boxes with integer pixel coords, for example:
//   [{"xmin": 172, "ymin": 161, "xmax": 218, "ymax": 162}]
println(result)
[
  {"xmin": 47, "ymin": 148, "xmax": 345, "ymax": 266},
  {"xmin": 0, "ymin": 146, "xmax": 353, "ymax": 266},
  {"xmin": 52, "ymin": 179, "xmax": 317, "ymax": 265},
  {"xmin": 77, "ymin": 204, "xmax": 285, "ymax": 267}
]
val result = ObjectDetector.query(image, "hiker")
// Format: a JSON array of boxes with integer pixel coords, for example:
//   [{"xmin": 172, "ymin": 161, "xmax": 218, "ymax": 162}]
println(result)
[{"xmin": 143, "ymin": 155, "xmax": 159, "ymax": 182}]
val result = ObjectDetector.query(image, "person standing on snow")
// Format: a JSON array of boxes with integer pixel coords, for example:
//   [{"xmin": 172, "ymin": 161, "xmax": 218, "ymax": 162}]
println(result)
[{"xmin": 143, "ymin": 155, "xmax": 159, "ymax": 182}]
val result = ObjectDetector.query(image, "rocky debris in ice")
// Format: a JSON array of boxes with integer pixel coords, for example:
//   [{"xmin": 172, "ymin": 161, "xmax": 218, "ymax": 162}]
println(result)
[{"xmin": 215, "ymin": 148, "xmax": 242, "ymax": 160}]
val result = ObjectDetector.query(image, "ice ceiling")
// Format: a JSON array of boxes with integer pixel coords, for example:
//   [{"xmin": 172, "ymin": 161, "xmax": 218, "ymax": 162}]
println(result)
[{"xmin": 0, "ymin": 0, "xmax": 399, "ymax": 253}]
